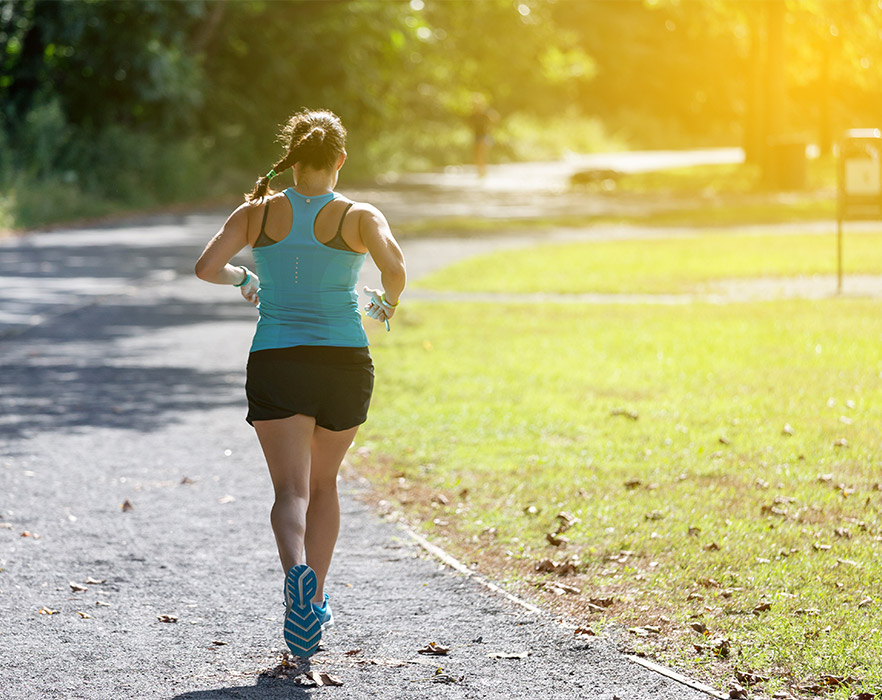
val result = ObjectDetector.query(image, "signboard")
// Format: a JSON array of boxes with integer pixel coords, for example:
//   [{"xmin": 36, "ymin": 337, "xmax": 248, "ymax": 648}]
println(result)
[{"xmin": 844, "ymin": 158, "xmax": 881, "ymax": 197}]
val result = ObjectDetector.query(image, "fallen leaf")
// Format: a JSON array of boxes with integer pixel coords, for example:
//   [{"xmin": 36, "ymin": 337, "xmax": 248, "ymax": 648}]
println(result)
[
  {"xmin": 687, "ymin": 526, "xmax": 702, "ymax": 536},
  {"xmin": 610, "ymin": 408, "xmax": 639, "ymax": 420},
  {"xmin": 574, "ymin": 627, "xmax": 596, "ymax": 636},
  {"xmin": 719, "ymin": 436, "xmax": 731, "ymax": 445},
  {"xmin": 545, "ymin": 532, "xmax": 569, "ymax": 547},
  {"xmin": 76, "ymin": 611, "xmax": 92, "ymax": 619},
  {"xmin": 344, "ymin": 648, "xmax": 363, "ymax": 656},
  {"xmin": 487, "ymin": 651, "xmax": 529, "ymax": 659},
  {"xmin": 121, "ymin": 500, "xmax": 134, "ymax": 512},
  {"xmin": 211, "ymin": 640, "xmax": 228, "ymax": 646},
  {"xmin": 793, "ymin": 608, "xmax": 820, "ymax": 616},
  {"xmin": 837, "ymin": 558, "xmax": 861, "ymax": 568},
  {"xmin": 157, "ymin": 614, "xmax": 178, "ymax": 623},
  {"xmin": 834, "ymin": 528, "xmax": 852, "ymax": 539},
  {"xmin": 293, "ymin": 672, "xmax": 319, "ymax": 688},
  {"xmin": 431, "ymin": 493, "xmax": 449, "ymax": 506},
  {"xmin": 38, "ymin": 607, "xmax": 58, "ymax": 615},
  {"xmin": 813, "ymin": 542, "xmax": 832, "ymax": 551},
  {"xmin": 428, "ymin": 671, "xmax": 461, "ymax": 684},
  {"xmin": 555, "ymin": 511, "xmax": 580, "ymax": 532},
  {"xmin": 752, "ymin": 603, "xmax": 772, "ymax": 614},
  {"xmin": 705, "ymin": 542, "xmax": 722, "ymax": 551},
  {"xmin": 85, "ymin": 577, "xmax": 106, "ymax": 585},
  {"xmin": 728, "ymin": 681, "xmax": 748, "ymax": 699},
  {"xmin": 858, "ymin": 597, "xmax": 873, "ymax": 608},
  {"xmin": 833, "ymin": 438, "xmax": 849, "ymax": 448},
  {"xmin": 95, "ymin": 601, "xmax": 111, "ymax": 607},
  {"xmin": 711, "ymin": 637, "xmax": 731, "ymax": 658},
  {"xmin": 628, "ymin": 627, "xmax": 658, "ymax": 637},
  {"xmin": 218, "ymin": 495, "xmax": 236, "ymax": 504},
  {"xmin": 624, "ymin": 479, "xmax": 642, "ymax": 490},
  {"xmin": 69, "ymin": 581, "xmax": 87, "ymax": 592},
  {"xmin": 319, "ymin": 673, "xmax": 343, "ymax": 687},
  {"xmin": 180, "ymin": 477, "xmax": 196, "ymax": 485},
  {"xmin": 589, "ymin": 597, "xmax": 615, "ymax": 608},
  {"xmin": 820, "ymin": 674, "xmax": 859, "ymax": 688},
  {"xmin": 690, "ymin": 622, "xmax": 708, "ymax": 634},
  {"xmin": 645, "ymin": 510, "xmax": 665, "ymax": 521},
  {"xmin": 735, "ymin": 670, "xmax": 770, "ymax": 685},
  {"xmin": 417, "ymin": 642, "xmax": 450, "ymax": 656},
  {"xmin": 687, "ymin": 593, "xmax": 705, "ymax": 602}
]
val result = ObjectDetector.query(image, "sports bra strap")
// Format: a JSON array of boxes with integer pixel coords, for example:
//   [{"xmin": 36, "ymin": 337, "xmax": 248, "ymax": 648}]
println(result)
[
  {"xmin": 253, "ymin": 200, "xmax": 275, "ymax": 248},
  {"xmin": 324, "ymin": 202, "xmax": 356, "ymax": 252}
]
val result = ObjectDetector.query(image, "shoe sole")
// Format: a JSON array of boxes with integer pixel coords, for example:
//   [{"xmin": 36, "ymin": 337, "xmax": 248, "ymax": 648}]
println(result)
[{"xmin": 284, "ymin": 565, "xmax": 321, "ymax": 657}]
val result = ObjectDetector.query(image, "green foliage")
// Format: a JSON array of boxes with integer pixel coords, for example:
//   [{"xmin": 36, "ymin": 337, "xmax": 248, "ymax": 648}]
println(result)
[{"xmin": 3, "ymin": 0, "xmax": 882, "ymax": 228}]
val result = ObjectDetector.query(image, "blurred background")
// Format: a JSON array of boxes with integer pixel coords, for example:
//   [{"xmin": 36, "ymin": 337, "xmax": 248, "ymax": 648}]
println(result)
[{"xmin": 1, "ymin": 0, "xmax": 880, "ymax": 229}]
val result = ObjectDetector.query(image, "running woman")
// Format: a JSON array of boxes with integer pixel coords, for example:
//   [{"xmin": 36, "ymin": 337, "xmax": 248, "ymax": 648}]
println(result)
[{"xmin": 195, "ymin": 108, "xmax": 406, "ymax": 657}]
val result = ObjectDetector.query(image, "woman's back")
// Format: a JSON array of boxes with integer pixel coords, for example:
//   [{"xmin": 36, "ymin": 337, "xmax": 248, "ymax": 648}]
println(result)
[{"xmin": 250, "ymin": 188, "xmax": 368, "ymax": 351}]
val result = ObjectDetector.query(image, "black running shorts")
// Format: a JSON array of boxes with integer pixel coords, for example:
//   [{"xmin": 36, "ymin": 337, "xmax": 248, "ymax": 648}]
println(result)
[{"xmin": 245, "ymin": 345, "xmax": 373, "ymax": 431}]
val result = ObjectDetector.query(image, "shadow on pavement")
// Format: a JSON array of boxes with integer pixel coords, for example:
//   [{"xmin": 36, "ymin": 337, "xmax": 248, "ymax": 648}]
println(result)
[
  {"xmin": 171, "ymin": 668, "xmax": 318, "ymax": 700},
  {"xmin": 0, "ymin": 296, "xmax": 253, "ymax": 440}
]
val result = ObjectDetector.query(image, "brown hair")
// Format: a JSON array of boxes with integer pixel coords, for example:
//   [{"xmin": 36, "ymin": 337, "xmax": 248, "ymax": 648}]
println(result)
[{"xmin": 246, "ymin": 108, "xmax": 347, "ymax": 202}]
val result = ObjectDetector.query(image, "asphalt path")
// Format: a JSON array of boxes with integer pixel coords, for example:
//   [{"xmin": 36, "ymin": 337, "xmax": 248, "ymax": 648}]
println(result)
[{"xmin": 1, "ymin": 154, "xmax": 751, "ymax": 699}]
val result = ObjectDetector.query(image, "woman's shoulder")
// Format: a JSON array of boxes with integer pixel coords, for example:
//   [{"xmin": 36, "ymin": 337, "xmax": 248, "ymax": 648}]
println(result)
[{"xmin": 335, "ymin": 195, "xmax": 385, "ymax": 220}]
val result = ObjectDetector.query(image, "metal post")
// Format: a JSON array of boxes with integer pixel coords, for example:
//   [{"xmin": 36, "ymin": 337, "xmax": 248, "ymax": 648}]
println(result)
[{"xmin": 837, "ymin": 215, "xmax": 843, "ymax": 294}]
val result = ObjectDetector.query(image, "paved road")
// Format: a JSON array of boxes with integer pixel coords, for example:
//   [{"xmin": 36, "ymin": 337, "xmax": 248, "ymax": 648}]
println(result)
[{"xmin": 0, "ymin": 210, "xmax": 717, "ymax": 699}]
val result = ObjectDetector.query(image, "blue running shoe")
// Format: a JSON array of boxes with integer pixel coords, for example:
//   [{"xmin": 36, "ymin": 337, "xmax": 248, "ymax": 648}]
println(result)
[
  {"xmin": 283, "ymin": 564, "xmax": 322, "ymax": 657},
  {"xmin": 312, "ymin": 594, "xmax": 334, "ymax": 630}
]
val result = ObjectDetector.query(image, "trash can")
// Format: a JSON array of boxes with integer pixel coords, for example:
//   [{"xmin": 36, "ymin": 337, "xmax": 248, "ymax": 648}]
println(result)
[{"xmin": 765, "ymin": 136, "xmax": 807, "ymax": 190}]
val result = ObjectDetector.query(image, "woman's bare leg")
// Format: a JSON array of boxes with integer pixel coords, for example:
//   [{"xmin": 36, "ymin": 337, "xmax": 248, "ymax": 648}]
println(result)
[
  {"xmin": 253, "ymin": 414, "xmax": 316, "ymax": 574},
  {"xmin": 306, "ymin": 424, "xmax": 358, "ymax": 603}
]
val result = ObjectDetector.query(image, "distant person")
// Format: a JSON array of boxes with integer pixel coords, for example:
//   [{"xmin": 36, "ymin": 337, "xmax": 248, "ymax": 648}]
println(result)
[
  {"xmin": 469, "ymin": 94, "xmax": 498, "ymax": 178},
  {"xmin": 195, "ymin": 108, "xmax": 406, "ymax": 658}
]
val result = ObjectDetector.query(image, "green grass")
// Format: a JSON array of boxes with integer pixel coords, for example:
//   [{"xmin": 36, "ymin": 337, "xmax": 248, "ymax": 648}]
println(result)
[
  {"xmin": 415, "ymin": 231, "xmax": 882, "ymax": 295},
  {"xmin": 355, "ymin": 300, "xmax": 882, "ymax": 697}
]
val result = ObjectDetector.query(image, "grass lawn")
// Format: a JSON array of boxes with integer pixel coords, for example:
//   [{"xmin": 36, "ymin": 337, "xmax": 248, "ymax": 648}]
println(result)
[
  {"xmin": 415, "ymin": 231, "xmax": 882, "ymax": 295},
  {"xmin": 354, "ymin": 298, "xmax": 882, "ymax": 699}
]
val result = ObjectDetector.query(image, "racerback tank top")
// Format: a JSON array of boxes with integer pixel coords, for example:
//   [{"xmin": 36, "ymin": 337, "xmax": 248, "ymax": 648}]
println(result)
[{"xmin": 249, "ymin": 188, "xmax": 368, "ymax": 352}]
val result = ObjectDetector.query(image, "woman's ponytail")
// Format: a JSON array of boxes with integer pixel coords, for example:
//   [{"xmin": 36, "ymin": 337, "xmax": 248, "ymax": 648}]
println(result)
[
  {"xmin": 245, "ymin": 155, "xmax": 292, "ymax": 203},
  {"xmin": 246, "ymin": 109, "xmax": 347, "ymax": 202}
]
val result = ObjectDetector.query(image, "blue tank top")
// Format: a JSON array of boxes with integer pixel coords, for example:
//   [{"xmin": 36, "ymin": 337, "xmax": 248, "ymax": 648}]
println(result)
[{"xmin": 250, "ymin": 188, "xmax": 368, "ymax": 352}]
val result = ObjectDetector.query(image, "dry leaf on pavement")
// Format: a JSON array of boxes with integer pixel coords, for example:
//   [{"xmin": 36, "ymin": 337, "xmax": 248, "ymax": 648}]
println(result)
[{"xmin": 417, "ymin": 642, "xmax": 450, "ymax": 656}]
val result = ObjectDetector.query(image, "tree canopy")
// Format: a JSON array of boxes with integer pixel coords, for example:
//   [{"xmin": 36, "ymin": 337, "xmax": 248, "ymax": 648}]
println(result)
[{"xmin": 2, "ymin": 0, "xmax": 881, "ymax": 222}]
